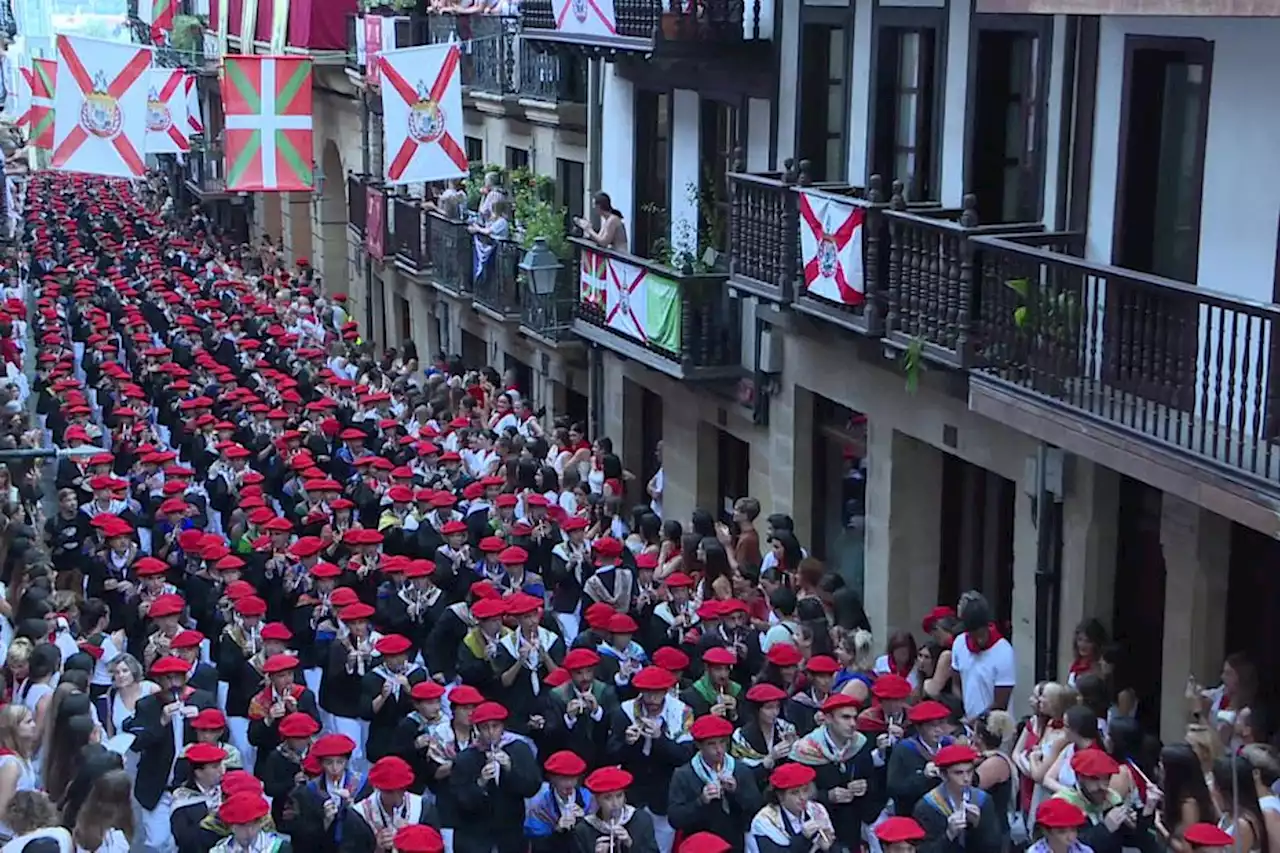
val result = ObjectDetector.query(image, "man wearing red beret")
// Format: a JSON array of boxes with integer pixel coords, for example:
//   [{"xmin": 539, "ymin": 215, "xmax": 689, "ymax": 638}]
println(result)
[
  {"xmin": 449, "ymin": 701, "xmax": 540, "ymax": 853},
  {"xmin": 667, "ymin": 714, "xmax": 763, "ymax": 851},
  {"xmin": 912, "ymin": 744, "xmax": 1003, "ymax": 853}
]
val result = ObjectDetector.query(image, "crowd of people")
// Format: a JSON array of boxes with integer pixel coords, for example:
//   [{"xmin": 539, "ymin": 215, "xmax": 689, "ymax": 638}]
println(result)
[{"xmin": 0, "ymin": 169, "xmax": 1269, "ymax": 853}]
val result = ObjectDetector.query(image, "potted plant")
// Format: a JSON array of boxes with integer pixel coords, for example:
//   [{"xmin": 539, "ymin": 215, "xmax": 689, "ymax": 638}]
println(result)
[{"xmin": 1004, "ymin": 276, "xmax": 1081, "ymax": 396}]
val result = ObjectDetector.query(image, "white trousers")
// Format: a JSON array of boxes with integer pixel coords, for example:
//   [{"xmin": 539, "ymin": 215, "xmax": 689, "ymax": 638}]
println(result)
[
  {"xmin": 226, "ymin": 715, "xmax": 256, "ymax": 773},
  {"xmin": 331, "ymin": 715, "xmax": 369, "ymax": 770},
  {"xmin": 137, "ymin": 791, "xmax": 174, "ymax": 853},
  {"xmin": 645, "ymin": 809, "xmax": 674, "ymax": 853},
  {"xmin": 555, "ymin": 612, "xmax": 581, "ymax": 646}
]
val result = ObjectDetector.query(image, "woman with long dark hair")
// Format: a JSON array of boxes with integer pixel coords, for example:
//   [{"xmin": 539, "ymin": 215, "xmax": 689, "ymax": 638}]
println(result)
[
  {"xmin": 70, "ymin": 769, "xmax": 134, "ymax": 853},
  {"xmin": 699, "ymin": 538, "xmax": 733, "ymax": 602},
  {"xmin": 1211, "ymin": 753, "xmax": 1267, "ymax": 853},
  {"xmin": 1068, "ymin": 618, "xmax": 1108, "ymax": 687},
  {"xmin": 875, "ymin": 631, "xmax": 919, "ymax": 689},
  {"xmin": 1155, "ymin": 742, "xmax": 1219, "ymax": 852}
]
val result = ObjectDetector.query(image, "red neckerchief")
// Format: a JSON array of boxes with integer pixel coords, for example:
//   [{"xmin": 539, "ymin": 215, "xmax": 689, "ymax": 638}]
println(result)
[
  {"xmin": 964, "ymin": 623, "xmax": 1004, "ymax": 654},
  {"xmin": 1220, "ymin": 692, "xmax": 1233, "ymax": 711},
  {"xmin": 1069, "ymin": 656, "xmax": 1095, "ymax": 676},
  {"xmin": 1045, "ymin": 719, "xmax": 1065, "ymax": 730},
  {"xmin": 888, "ymin": 657, "xmax": 913, "ymax": 678}
]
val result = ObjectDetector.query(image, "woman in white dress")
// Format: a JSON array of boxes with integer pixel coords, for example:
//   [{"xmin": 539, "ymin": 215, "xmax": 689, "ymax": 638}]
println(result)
[
  {"xmin": 0, "ymin": 705, "xmax": 41, "ymax": 844},
  {"xmin": 71, "ymin": 769, "xmax": 134, "ymax": 853},
  {"xmin": 102, "ymin": 654, "xmax": 156, "ymax": 779},
  {"xmin": 16, "ymin": 643, "xmax": 59, "ymax": 746}
]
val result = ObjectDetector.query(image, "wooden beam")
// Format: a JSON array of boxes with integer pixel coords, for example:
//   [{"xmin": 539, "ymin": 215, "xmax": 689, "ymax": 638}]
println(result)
[{"xmin": 976, "ymin": 0, "xmax": 1280, "ymax": 14}]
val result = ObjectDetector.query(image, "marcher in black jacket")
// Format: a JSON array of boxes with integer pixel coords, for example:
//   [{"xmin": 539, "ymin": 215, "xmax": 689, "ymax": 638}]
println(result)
[
  {"xmin": 449, "ymin": 701, "xmax": 541, "ymax": 853},
  {"xmin": 666, "ymin": 714, "xmax": 764, "ymax": 852}
]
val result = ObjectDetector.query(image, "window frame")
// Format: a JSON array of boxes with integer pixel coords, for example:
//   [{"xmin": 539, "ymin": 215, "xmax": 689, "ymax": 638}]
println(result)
[
  {"xmin": 868, "ymin": 5, "xmax": 947, "ymax": 200},
  {"xmin": 962, "ymin": 13, "xmax": 1054, "ymax": 224},
  {"xmin": 793, "ymin": 6, "xmax": 854, "ymax": 184}
]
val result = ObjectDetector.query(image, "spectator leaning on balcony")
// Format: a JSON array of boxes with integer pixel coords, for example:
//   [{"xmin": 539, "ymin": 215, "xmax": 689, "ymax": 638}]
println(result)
[
  {"xmin": 576, "ymin": 192, "xmax": 629, "ymax": 252},
  {"xmin": 478, "ymin": 172, "xmax": 507, "ymax": 219}
]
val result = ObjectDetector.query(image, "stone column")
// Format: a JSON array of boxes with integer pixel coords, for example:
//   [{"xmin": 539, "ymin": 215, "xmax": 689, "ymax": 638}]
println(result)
[
  {"xmin": 1010, "ymin": 478, "xmax": 1038, "ymax": 707},
  {"xmin": 862, "ymin": 422, "xmax": 943, "ymax": 640},
  {"xmin": 1159, "ymin": 494, "xmax": 1230, "ymax": 744},
  {"xmin": 1056, "ymin": 458, "xmax": 1119, "ymax": 676}
]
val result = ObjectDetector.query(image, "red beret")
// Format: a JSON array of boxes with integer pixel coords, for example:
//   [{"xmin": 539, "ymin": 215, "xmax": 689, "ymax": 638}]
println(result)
[
  {"xmin": 563, "ymin": 648, "xmax": 601, "ymax": 670},
  {"xmin": 471, "ymin": 701, "xmax": 509, "ymax": 725},
  {"xmin": 1183, "ymin": 823, "xmax": 1236, "ymax": 848},
  {"xmin": 769, "ymin": 763, "xmax": 816, "ymax": 790},
  {"xmin": 871, "ymin": 673, "xmax": 913, "ymax": 700},
  {"xmin": 934, "ymin": 744, "xmax": 981, "ymax": 767},
  {"xmin": 631, "ymin": 666, "xmax": 677, "ymax": 691},
  {"xmin": 544, "ymin": 750, "xmax": 587, "ymax": 777},
  {"xmin": 875, "ymin": 817, "xmax": 927, "ymax": 844},
  {"xmin": 584, "ymin": 766, "xmax": 633, "ymax": 794},
  {"xmin": 368, "ymin": 756, "xmax": 415, "ymax": 791},
  {"xmin": 690, "ymin": 715, "xmax": 734, "ymax": 741},
  {"xmin": 218, "ymin": 793, "xmax": 270, "ymax": 825},
  {"xmin": 1070, "ymin": 747, "xmax": 1120, "ymax": 778},
  {"xmin": 1035, "ymin": 798, "xmax": 1088, "ymax": 829},
  {"xmin": 907, "ymin": 700, "xmax": 950, "ymax": 723},
  {"xmin": 394, "ymin": 825, "xmax": 444, "ymax": 853}
]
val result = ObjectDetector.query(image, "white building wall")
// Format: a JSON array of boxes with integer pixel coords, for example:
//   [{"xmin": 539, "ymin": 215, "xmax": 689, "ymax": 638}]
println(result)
[
  {"xmin": 847, "ymin": 0, "xmax": 874, "ymax": 184},
  {"xmin": 1042, "ymin": 14, "xmax": 1068, "ymax": 227},
  {"xmin": 776, "ymin": 0, "xmax": 801, "ymax": 166},
  {"xmin": 600, "ymin": 65, "xmax": 636, "ymax": 227},
  {"xmin": 940, "ymin": 0, "xmax": 973, "ymax": 205}
]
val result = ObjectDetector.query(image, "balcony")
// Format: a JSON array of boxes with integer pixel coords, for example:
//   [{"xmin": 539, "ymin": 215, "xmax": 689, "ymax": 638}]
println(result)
[
  {"xmin": 425, "ymin": 212, "xmax": 475, "ymax": 297},
  {"xmin": 348, "ymin": 174, "xmax": 367, "ymax": 237},
  {"xmin": 522, "ymin": 267, "xmax": 578, "ymax": 344},
  {"xmin": 975, "ymin": 0, "xmax": 1280, "ymax": 13},
  {"xmin": 967, "ymin": 234, "xmax": 1280, "ymax": 514},
  {"xmin": 392, "ymin": 196, "xmax": 425, "ymax": 275},
  {"xmin": 472, "ymin": 238, "xmax": 524, "ymax": 321},
  {"xmin": 573, "ymin": 237, "xmax": 741, "ymax": 381},
  {"xmin": 425, "ymin": 14, "xmax": 519, "ymax": 97},
  {"xmin": 520, "ymin": 0, "xmax": 772, "ymax": 68},
  {"xmin": 218, "ymin": 0, "xmax": 355, "ymax": 58},
  {"xmin": 184, "ymin": 146, "xmax": 229, "ymax": 199}
]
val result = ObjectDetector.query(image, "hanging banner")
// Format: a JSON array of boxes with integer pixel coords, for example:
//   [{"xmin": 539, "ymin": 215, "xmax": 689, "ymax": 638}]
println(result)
[
  {"xmin": 364, "ymin": 15, "xmax": 384, "ymax": 87},
  {"xmin": 29, "ymin": 59, "xmax": 55, "ymax": 150},
  {"xmin": 12, "ymin": 64, "xmax": 30, "ymax": 127},
  {"xmin": 380, "ymin": 43, "xmax": 466, "ymax": 186},
  {"xmin": 141, "ymin": 0, "xmax": 175, "ymax": 43},
  {"xmin": 366, "ymin": 186, "xmax": 385, "ymax": 261},
  {"xmin": 797, "ymin": 189, "xmax": 866, "ymax": 306},
  {"xmin": 553, "ymin": 0, "xmax": 617, "ymax": 40},
  {"xmin": 145, "ymin": 67, "xmax": 190, "ymax": 153},
  {"xmin": 50, "ymin": 36, "xmax": 152, "ymax": 178},
  {"xmin": 221, "ymin": 55, "xmax": 314, "ymax": 191},
  {"xmin": 578, "ymin": 248, "xmax": 681, "ymax": 354},
  {"xmin": 184, "ymin": 73, "xmax": 203, "ymax": 136}
]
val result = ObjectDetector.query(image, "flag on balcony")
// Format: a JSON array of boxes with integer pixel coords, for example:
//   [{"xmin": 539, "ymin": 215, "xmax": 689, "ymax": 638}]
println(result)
[
  {"xmin": 142, "ymin": 0, "xmax": 175, "ymax": 43},
  {"xmin": 184, "ymin": 73, "xmax": 203, "ymax": 136},
  {"xmin": 553, "ymin": 0, "xmax": 617, "ymax": 40},
  {"xmin": 220, "ymin": 55, "xmax": 314, "ymax": 192},
  {"xmin": 379, "ymin": 43, "xmax": 467, "ymax": 186},
  {"xmin": 363, "ymin": 15, "xmax": 387, "ymax": 88},
  {"xmin": 29, "ymin": 59, "xmax": 56, "ymax": 150},
  {"xmin": 579, "ymin": 247, "xmax": 607, "ymax": 308},
  {"xmin": 365, "ymin": 186, "xmax": 385, "ymax": 261},
  {"xmin": 145, "ymin": 67, "xmax": 190, "ymax": 153},
  {"xmin": 596, "ymin": 252, "xmax": 681, "ymax": 354},
  {"xmin": 797, "ymin": 189, "xmax": 866, "ymax": 306},
  {"xmin": 12, "ymin": 64, "xmax": 29, "ymax": 127},
  {"xmin": 51, "ymin": 35, "xmax": 151, "ymax": 179}
]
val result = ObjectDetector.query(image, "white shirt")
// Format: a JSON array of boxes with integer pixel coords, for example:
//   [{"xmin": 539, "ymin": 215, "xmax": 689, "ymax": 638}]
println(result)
[
  {"xmin": 648, "ymin": 468, "xmax": 664, "ymax": 519},
  {"xmin": 950, "ymin": 634, "xmax": 1016, "ymax": 718}
]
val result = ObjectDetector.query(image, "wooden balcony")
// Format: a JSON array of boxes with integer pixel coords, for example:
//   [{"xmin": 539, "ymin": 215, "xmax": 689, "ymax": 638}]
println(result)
[
  {"xmin": 184, "ymin": 147, "xmax": 230, "ymax": 199},
  {"xmin": 728, "ymin": 165, "xmax": 901, "ymax": 338},
  {"xmin": 975, "ymin": 0, "xmax": 1280, "ymax": 13},
  {"xmin": 968, "ymin": 233, "xmax": 1280, "ymax": 523},
  {"xmin": 425, "ymin": 212, "xmax": 475, "ymax": 298},
  {"xmin": 347, "ymin": 174, "xmax": 367, "ymax": 237},
  {"xmin": 572, "ymin": 237, "xmax": 742, "ymax": 381},
  {"xmin": 882, "ymin": 196, "xmax": 1050, "ymax": 368},
  {"xmin": 218, "ymin": 0, "xmax": 355, "ymax": 58},
  {"xmin": 520, "ymin": 0, "xmax": 771, "ymax": 60}
]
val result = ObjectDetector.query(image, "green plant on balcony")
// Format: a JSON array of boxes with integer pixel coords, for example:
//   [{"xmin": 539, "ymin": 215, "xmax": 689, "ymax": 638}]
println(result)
[
  {"xmin": 639, "ymin": 181, "xmax": 727, "ymax": 275},
  {"xmin": 1004, "ymin": 276, "xmax": 1081, "ymax": 392},
  {"xmin": 464, "ymin": 162, "xmax": 507, "ymax": 212},
  {"xmin": 171, "ymin": 14, "xmax": 205, "ymax": 54}
]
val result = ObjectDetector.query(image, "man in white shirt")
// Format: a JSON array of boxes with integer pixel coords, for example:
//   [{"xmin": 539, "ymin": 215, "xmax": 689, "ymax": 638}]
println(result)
[{"xmin": 950, "ymin": 594, "xmax": 1016, "ymax": 720}]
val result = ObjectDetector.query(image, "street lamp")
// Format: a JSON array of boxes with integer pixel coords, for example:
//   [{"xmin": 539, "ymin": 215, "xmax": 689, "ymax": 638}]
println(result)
[{"xmin": 519, "ymin": 238, "xmax": 563, "ymax": 296}]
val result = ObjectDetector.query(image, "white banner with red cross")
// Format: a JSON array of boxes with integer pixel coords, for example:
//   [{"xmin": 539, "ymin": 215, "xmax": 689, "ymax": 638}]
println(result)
[
  {"xmin": 185, "ymin": 72, "xmax": 203, "ymax": 136},
  {"xmin": 553, "ymin": 0, "xmax": 617, "ymax": 40},
  {"xmin": 380, "ymin": 42, "xmax": 468, "ymax": 187},
  {"xmin": 797, "ymin": 189, "xmax": 866, "ymax": 306},
  {"xmin": 51, "ymin": 35, "xmax": 152, "ymax": 180},
  {"xmin": 145, "ymin": 67, "xmax": 190, "ymax": 153}
]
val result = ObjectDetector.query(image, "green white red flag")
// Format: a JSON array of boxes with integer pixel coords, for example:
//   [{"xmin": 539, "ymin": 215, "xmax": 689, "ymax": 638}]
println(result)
[
  {"xmin": 29, "ymin": 59, "xmax": 56, "ymax": 151},
  {"xmin": 221, "ymin": 55, "xmax": 314, "ymax": 192},
  {"xmin": 142, "ymin": 0, "xmax": 175, "ymax": 43}
]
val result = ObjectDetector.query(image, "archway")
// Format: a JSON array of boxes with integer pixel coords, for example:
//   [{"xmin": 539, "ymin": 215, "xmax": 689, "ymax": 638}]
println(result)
[{"xmin": 319, "ymin": 139, "xmax": 348, "ymax": 295}]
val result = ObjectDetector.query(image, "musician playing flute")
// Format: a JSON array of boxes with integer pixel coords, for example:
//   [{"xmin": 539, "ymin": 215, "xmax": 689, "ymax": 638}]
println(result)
[
  {"xmin": 449, "ymin": 700, "xmax": 541, "ymax": 853},
  {"xmin": 571, "ymin": 766, "xmax": 659, "ymax": 853},
  {"xmin": 667, "ymin": 714, "xmax": 763, "ymax": 852}
]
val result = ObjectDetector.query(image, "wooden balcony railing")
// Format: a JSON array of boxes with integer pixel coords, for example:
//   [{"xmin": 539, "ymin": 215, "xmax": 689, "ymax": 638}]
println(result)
[
  {"xmin": 521, "ymin": 266, "xmax": 577, "ymax": 342},
  {"xmin": 348, "ymin": 175, "xmax": 367, "ymax": 236},
  {"xmin": 972, "ymin": 233, "xmax": 1280, "ymax": 488},
  {"xmin": 573, "ymin": 237, "xmax": 741, "ymax": 378},
  {"xmin": 472, "ymin": 238, "xmax": 524, "ymax": 320},
  {"xmin": 392, "ymin": 197, "xmax": 425, "ymax": 273},
  {"xmin": 184, "ymin": 147, "xmax": 228, "ymax": 197},
  {"xmin": 426, "ymin": 212, "xmax": 473, "ymax": 294},
  {"xmin": 728, "ymin": 163, "xmax": 925, "ymax": 336},
  {"xmin": 883, "ymin": 194, "xmax": 1047, "ymax": 367},
  {"xmin": 517, "ymin": 44, "xmax": 587, "ymax": 102},
  {"xmin": 521, "ymin": 0, "xmax": 768, "ymax": 51}
]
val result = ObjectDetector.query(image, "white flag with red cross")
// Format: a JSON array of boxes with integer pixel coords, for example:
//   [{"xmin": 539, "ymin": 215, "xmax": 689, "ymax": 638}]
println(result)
[
  {"xmin": 51, "ymin": 35, "xmax": 152, "ymax": 180},
  {"xmin": 145, "ymin": 68, "xmax": 190, "ymax": 153},
  {"xmin": 185, "ymin": 73, "xmax": 203, "ymax": 136},
  {"xmin": 797, "ymin": 189, "xmax": 866, "ymax": 306},
  {"xmin": 380, "ymin": 42, "xmax": 467, "ymax": 187},
  {"xmin": 553, "ymin": 0, "xmax": 617, "ymax": 40}
]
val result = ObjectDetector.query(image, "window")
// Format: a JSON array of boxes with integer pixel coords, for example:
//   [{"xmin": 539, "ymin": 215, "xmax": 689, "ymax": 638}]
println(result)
[
  {"xmin": 506, "ymin": 146, "xmax": 530, "ymax": 172},
  {"xmin": 798, "ymin": 20, "xmax": 848, "ymax": 183},
  {"xmin": 464, "ymin": 135, "xmax": 484, "ymax": 165},
  {"xmin": 556, "ymin": 158, "xmax": 585, "ymax": 222},
  {"xmin": 634, "ymin": 91, "xmax": 670, "ymax": 260},
  {"xmin": 968, "ymin": 18, "xmax": 1051, "ymax": 224},
  {"xmin": 872, "ymin": 12, "xmax": 943, "ymax": 201},
  {"xmin": 699, "ymin": 99, "xmax": 739, "ymax": 258},
  {"xmin": 396, "ymin": 295, "xmax": 412, "ymax": 349}
]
